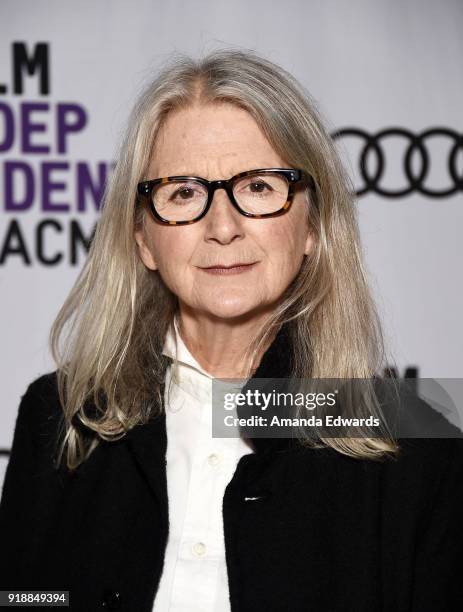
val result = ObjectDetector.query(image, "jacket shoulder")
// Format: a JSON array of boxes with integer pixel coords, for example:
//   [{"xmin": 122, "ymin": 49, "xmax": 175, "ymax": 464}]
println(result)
[
  {"xmin": 19, "ymin": 370, "xmax": 62, "ymax": 422},
  {"xmin": 11, "ymin": 371, "xmax": 65, "ymax": 466},
  {"xmin": 394, "ymin": 437, "xmax": 463, "ymax": 479},
  {"xmin": 24, "ymin": 370, "xmax": 60, "ymax": 401}
]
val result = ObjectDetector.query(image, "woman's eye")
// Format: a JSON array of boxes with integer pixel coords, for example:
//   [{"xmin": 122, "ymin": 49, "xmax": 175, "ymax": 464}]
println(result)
[
  {"xmin": 175, "ymin": 188, "xmax": 192, "ymax": 199},
  {"xmin": 246, "ymin": 181, "xmax": 272, "ymax": 194},
  {"xmin": 170, "ymin": 186, "xmax": 197, "ymax": 201}
]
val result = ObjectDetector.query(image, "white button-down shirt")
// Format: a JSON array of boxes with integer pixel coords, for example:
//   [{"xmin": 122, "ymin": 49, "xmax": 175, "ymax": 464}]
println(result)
[{"xmin": 152, "ymin": 318, "xmax": 255, "ymax": 612}]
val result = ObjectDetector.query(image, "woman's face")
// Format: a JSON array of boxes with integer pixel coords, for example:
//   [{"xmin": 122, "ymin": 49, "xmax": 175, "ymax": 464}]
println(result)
[{"xmin": 135, "ymin": 102, "xmax": 314, "ymax": 321}]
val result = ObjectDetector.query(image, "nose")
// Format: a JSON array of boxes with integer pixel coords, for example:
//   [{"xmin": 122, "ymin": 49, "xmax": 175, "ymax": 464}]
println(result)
[
  {"xmin": 203, "ymin": 185, "xmax": 244, "ymax": 243},
  {"xmin": 208, "ymin": 182, "xmax": 240, "ymax": 214}
]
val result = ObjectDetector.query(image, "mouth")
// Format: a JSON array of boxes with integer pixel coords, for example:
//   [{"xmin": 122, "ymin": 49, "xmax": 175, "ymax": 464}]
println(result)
[{"xmin": 199, "ymin": 262, "xmax": 259, "ymax": 275}]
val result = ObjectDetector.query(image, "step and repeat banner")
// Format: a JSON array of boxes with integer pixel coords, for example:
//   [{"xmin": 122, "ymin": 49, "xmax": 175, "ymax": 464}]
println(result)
[{"xmin": 1, "ymin": 0, "xmax": 462, "ymax": 485}]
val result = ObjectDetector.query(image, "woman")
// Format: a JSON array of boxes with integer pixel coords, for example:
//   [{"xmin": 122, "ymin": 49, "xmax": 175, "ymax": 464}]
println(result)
[{"xmin": 1, "ymin": 49, "xmax": 462, "ymax": 611}]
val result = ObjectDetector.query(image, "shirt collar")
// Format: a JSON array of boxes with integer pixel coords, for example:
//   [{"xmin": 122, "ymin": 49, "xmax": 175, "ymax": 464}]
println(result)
[
  {"xmin": 162, "ymin": 317, "xmax": 213, "ymax": 404},
  {"xmin": 122, "ymin": 320, "xmax": 295, "ymax": 515},
  {"xmin": 124, "ymin": 318, "xmax": 296, "ymax": 468},
  {"xmin": 162, "ymin": 316, "xmax": 297, "ymax": 453}
]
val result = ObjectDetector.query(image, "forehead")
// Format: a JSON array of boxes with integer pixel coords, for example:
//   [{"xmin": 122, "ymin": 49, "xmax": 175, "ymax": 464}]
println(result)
[{"xmin": 149, "ymin": 102, "xmax": 286, "ymax": 178}]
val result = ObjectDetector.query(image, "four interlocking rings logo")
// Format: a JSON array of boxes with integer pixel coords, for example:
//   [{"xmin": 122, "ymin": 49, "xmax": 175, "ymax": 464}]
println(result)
[{"xmin": 333, "ymin": 128, "xmax": 463, "ymax": 197}]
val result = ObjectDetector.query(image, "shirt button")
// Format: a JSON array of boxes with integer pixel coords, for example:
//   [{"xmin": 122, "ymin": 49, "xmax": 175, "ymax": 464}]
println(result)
[
  {"xmin": 192, "ymin": 541, "xmax": 207, "ymax": 557},
  {"xmin": 207, "ymin": 453, "xmax": 221, "ymax": 466}
]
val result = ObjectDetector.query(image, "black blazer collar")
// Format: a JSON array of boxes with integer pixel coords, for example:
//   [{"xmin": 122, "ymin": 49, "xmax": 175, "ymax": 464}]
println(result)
[{"xmin": 235, "ymin": 321, "xmax": 298, "ymax": 454}]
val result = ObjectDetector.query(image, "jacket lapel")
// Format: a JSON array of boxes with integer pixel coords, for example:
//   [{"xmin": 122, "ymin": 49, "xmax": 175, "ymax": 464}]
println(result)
[
  {"xmin": 236, "ymin": 321, "xmax": 297, "ymax": 454},
  {"xmin": 123, "ymin": 386, "xmax": 169, "ymax": 520}
]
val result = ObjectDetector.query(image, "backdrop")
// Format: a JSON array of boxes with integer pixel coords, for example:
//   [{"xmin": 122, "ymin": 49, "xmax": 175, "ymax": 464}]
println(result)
[{"xmin": 1, "ymin": 0, "xmax": 462, "ymax": 487}]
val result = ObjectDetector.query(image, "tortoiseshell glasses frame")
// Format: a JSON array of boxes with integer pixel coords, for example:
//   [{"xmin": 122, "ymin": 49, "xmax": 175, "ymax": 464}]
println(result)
[{"xmin": 136, "ymin": 167, "xmax": 315, "ymax": 226}]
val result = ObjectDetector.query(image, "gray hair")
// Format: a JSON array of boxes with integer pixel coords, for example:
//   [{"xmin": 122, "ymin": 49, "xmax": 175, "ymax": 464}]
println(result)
[{"xmin": 50, "ymin": 47, "xmax": 399, "ymax": 470}]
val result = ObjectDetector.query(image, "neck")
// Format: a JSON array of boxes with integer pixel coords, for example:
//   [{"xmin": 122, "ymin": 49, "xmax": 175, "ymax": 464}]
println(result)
[{"xmin": 175, "ymin": 306, "xmax": 280, "ymax": 379}]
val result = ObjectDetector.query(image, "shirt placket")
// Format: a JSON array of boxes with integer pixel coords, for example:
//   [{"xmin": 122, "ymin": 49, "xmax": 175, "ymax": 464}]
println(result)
[{"xmin": 169, "ymin": 378, "xmax": 237, "ymax": 612}]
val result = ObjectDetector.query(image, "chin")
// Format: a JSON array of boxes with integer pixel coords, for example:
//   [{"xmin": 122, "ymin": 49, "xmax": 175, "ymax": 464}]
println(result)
[{"xmin": 199, "ymin": 297, "xmax": 263, "ymax": 320}]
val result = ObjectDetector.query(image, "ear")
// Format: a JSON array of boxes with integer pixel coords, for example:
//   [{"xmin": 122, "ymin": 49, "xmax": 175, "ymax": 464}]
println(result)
[
  {"xmin": 302, "ymin": 192, "xmax": 315, "ymax": 257},
  {"xmin": 304, "ymin": 230, "xmax": 314, "ymax": 256},
  {"xmin": 134, "ymin": 228, "xmax": 158, "ymax": 271}
]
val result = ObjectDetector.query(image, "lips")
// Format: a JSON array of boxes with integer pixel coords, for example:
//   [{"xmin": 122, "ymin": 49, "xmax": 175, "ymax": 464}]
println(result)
[{"xmin": 203, "ymin": 263, "xmax": 255, "ymax": 269}]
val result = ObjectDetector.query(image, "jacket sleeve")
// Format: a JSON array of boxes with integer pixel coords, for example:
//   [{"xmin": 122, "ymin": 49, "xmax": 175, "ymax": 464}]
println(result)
[
  {"xmin": 0, "ymin": 373, "xmax": 63, "ymax": 588},
  {"xmin": 411, "ymin": 438, "xmax": 463, "ymax": 610}
]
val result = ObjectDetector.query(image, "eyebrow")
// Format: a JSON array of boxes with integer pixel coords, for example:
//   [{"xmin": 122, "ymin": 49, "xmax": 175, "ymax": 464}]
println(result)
[{"xmin": 153, "ymin": 166, "xmax": 282, "ymax": 179}]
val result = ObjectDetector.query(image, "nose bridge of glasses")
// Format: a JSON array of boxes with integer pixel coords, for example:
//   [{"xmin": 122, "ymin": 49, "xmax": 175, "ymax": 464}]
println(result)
[{"xmin": 209, "ymin": 179, "xmax": 235, "ymax": 204}]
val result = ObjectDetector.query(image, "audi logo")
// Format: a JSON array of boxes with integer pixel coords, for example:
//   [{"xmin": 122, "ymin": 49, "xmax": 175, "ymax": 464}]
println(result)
[{"xmin": 332, "ymin": 128, "xmax": 463, "ymax": 198}]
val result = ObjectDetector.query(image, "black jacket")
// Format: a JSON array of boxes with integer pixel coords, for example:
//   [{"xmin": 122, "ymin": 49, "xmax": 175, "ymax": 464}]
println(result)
[{"xmin": 1, "ymin": 324, "xmax": 463, "ymax": 611}]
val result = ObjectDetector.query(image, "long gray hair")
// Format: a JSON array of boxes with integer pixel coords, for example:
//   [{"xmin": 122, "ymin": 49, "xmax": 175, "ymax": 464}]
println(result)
[{"xmin": 50, "ymin": 47, "xmax": 399, "ymax": 470}]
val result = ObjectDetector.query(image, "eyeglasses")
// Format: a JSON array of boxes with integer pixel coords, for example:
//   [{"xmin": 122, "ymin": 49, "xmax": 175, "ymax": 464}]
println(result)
[{"xmin": 136, "ymin": 167, "xmax": 315, "ymax": 225}]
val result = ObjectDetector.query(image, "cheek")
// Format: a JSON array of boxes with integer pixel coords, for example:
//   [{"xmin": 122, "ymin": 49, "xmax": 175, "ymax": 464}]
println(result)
[
  {"xmin": 149, "ymin": 227, "xmax": 196, "ymax": 277},
  {"xmin": 267, "ymin": 215, "xmax": 307, "ymax": 262},
  {"xmin": 148, "ymin": 227, "xmax": 176, "ymax": 261},
  {"xmin": 257, "ymin": 215, "xmax": 309, "ymax": 287}
]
